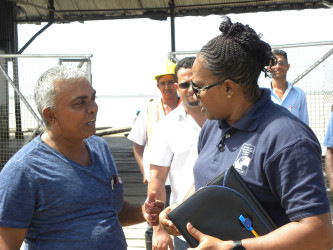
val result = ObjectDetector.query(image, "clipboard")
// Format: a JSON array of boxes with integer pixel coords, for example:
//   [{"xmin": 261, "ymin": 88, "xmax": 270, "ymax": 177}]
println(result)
[{"xmin": 167, "ymin": 166, "xmax": 277, "ymax": 247}]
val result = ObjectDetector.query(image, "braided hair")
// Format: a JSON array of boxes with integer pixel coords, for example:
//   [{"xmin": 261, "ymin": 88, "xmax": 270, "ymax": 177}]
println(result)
[{"xmin": 199, "ymin": 16, "xmax": 274, "ymax": 101}]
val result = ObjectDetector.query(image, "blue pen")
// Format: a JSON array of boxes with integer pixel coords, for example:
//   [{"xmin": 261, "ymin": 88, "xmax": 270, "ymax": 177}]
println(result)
[{"xmin": 239, "ymin": 215, "xmax": 259, "ymax": 237}]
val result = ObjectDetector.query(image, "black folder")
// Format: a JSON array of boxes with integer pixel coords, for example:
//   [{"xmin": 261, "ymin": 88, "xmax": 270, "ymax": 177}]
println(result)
[{"xmin": 167, "ymin": 166, "xmax": 277, "ymax": 247}]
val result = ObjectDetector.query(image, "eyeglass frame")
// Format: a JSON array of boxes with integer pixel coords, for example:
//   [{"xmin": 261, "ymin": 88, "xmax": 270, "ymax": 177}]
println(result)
[
  {"xmin": 191, "ymin": 78, "xmax": 227, "ymax": 98},
  {"xmin": 178, "ymin": 82, "xmax": 191, "ymax": 89},
  {"xmin": 274, "ymin": 60, "xmax": 288, "ymax": 66}
]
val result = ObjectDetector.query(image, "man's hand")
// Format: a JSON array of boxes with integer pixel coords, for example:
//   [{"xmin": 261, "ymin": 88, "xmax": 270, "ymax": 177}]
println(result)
[
  {"xmin": 143, "ymin": 176, "xmax": 148, "ymax": 184},
  {"xmin": 152, "ymin": 225, "xmax": 174, "ymax": 250},
  {"xmin": 144, "ymin": 191, "xmax": 165, "ymax": 226},
  {"xmin": 187, "ymin": 223, "xmax": 229, "ymax": 249},
  {"xmin": 159, "ymin": 205, "xmax": 181, "ymax": 236}
]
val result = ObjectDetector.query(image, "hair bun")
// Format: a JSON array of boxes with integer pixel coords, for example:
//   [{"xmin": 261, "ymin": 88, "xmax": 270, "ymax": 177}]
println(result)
[
  {"xmin": 219, "ymin": 17, "xmax": 254, "ymax": 43},
  {"xmin": 219, "ymin": 16, "xmax": 232, "ymax": 33}
]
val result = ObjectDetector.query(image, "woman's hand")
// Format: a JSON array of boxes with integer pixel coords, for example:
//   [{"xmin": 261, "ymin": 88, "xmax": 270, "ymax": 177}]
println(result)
[
  {"xmin": 186, "ymin": 223, "xmax": 232, "ymax": 249},
  {"xmin": 158, "ymin": 205, "xmax": 181, "ymax": 236}
]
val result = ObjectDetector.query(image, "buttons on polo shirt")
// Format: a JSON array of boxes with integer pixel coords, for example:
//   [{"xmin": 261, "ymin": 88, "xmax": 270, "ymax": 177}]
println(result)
[
  {"xmin": 217, "ymin": 133, "xmax": 231, "ymax": 152},
  {"xmin": 218, "ymin": 143, "xmax": 225, "ymax": 152}
]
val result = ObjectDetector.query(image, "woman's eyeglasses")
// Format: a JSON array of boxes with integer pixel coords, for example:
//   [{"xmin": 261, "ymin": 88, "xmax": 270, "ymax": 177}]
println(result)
[{"xmin": 191, "ymin": 79, "xmax": 227, "ymax": 98}]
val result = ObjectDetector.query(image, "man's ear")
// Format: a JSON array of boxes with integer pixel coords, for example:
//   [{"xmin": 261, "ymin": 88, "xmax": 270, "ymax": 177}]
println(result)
[
  {"xmin": 174, "ymin": 82, "xmax": 179, "ymax": 91},
  {"xmin": 42, "ymin": 107, "xmax": 56, "ymax": 124},
  {"xmin": 286, "ymin": 63, "xmax": 290, "ymax": 72}
]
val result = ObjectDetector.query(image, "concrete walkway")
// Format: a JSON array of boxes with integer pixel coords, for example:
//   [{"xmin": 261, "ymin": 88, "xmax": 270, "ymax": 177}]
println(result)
[{"xmin": 123, "ymin": 222, "xmax": 147, "ymax": 249}]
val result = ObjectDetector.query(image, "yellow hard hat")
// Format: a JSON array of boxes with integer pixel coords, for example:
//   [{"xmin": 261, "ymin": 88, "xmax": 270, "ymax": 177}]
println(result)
[{"xmin": 154, "ymin": 60, "xmax": 176, "ymax": 80}]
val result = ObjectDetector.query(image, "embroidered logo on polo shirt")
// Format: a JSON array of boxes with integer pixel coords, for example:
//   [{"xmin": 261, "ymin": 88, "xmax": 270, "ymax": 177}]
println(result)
[{"xmin": 234, "ymin": 143, "xmax": 256, "ymax": 176}]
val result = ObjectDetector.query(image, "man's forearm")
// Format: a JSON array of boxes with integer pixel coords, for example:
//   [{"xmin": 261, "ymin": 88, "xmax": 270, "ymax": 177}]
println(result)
[
  {"xmin": 148, "ymin": 166, "xmax": 169, "ymax": 202},
  {"xmin": 132, "ymin": 143, "xmax": 144, "ymax": 175},
  {"xmin": 148, "ymin": 178, "xmax": 166, "ymax": 203},
  {"xmin": 0, "ymin": 227, "xmax": 27, "ymax": 250},
  {"xmin": 118, "ymin": 200, "xmax": 145, "ymax": 226}
]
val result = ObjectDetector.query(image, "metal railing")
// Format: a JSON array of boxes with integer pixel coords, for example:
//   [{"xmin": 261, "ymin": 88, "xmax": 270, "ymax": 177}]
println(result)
[
  {"xmin": 169, "ymin": 41, "xmax": 333, "ymax": 192},
  {"xmin": 0, "ymin": 54, "xmax": 92, "ymax": 168}
]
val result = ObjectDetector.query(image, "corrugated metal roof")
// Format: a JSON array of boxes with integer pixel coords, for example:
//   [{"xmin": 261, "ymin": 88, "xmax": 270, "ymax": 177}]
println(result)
[{"xmin": 9, "ymin": 0, "xmax": 333, "ymax": 24}]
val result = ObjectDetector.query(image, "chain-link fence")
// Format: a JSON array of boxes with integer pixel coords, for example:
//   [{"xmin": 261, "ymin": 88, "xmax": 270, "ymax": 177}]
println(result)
[
  {"xmin": 0, "ymin": 54, "xmax": 92, "ymax": 168},
  {"xmin": 261, "ymin": 42, "xmax": 333, "ymax": 150},
  {"xmin": 170, "ymin": 41, "xmax": 333, "ymax": 151},
  {"xmin": 1, "ymin": 41, "xmax": 333, "ymax": 172},
  {"xmin": 170, "ymin": 41, "xmax": 333, "ymax": 191}
]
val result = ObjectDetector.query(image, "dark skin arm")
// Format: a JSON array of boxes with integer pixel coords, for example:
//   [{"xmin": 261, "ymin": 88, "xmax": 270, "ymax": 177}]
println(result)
[
  {"xmin": 118, "ymin": 199, "xmax": 146, "ymax": 227},
  {"xmin": 0, "ymin": 227, "xmax": 27, "ymax": 250},
  {"xmin": 186, "ymin": 213, "xmax": 333, "ymax": 250},
  {"xmin": 119, "ymin": 192, "xmax": 164, "ymax": 227}
]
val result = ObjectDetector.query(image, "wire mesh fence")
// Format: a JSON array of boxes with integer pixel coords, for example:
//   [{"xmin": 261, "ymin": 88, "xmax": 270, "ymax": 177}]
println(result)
[
  {"xmin": 0, "ymin": 54, "xmax": 92, "ymax": 168},
  {"xmin": 170, "ymin": 41, "xmax": 333, "ymax": 151},
  {"xmin": 170, "ymin": 41, "xmax": 333, "ymax": 190},
  {"xmin": 1, "ymin": 41, "xmax": 333, "ymax": 179}
]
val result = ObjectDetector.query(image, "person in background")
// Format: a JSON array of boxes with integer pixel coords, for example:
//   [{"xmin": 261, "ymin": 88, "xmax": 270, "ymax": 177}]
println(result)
[
  {"xmin": 268, "ymin": 49, "xmax": 309, "ymax": 125},
  {"xmin": 127, "ymin": 60, "xmax": 181, "ymax": 249},
  {"xmin": 159, "ymin": 17, "xmax": 333, "ymax": 249},
  {"xmin": 0, "ymin": 66, "xmax": 163, "ymax": 250},
  {"xmin": 324, "ymin": 112, "xmax": 333, "ymax": 193},
  {"xmin": 148, "ymin": 57, "xmax": 206, "ymax": 250}
]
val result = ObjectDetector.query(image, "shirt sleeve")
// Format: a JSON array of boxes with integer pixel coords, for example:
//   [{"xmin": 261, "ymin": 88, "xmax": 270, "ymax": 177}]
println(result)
[
  {"xmin": 148, "ymin": 120, "xmax": 173, "ymax": 167},
  {"xmin": 299, "ymin": 91, "xmax": 309, "ymax": 125},
  {"xmin": 324, "ymin": 113, "xmax": 333, "ymax": 147},
  {"xmin": 0, "ymin": 161, "xmax": 35, "ymax": 228},
  {"xmin": 127, "ymin": 107, "xmax": 147, "ymax": 146},
  {"xmin": 265, "ymin": 138, "xmax": 329, "ymax": 221}
]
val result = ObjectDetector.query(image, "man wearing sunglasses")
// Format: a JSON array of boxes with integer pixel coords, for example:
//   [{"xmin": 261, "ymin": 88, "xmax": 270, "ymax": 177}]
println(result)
[
  {"xmin": 268, "ymin": 49, "xmax": 309, "ymax": 125},
  {"xmin": 128, "ymin": 60, "xmax": 181, "ymax": 249},
  {"xmin": 147, "ymin": 57, "xmax": 207, "ymax": 250}
]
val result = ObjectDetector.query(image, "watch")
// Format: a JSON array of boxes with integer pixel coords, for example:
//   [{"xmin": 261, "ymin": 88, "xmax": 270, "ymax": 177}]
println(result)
[{"xmin": 232, "ymin": 240, "xmax": 246, "ymax": 250}]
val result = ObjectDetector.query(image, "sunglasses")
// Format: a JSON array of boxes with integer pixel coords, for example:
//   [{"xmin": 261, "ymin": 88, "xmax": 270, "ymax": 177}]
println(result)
[
  {"xmin": 178, "ymin": 82, "xmax": 191, "ymax": 89},
  {"xmin": 191, "ymin": 79, "xmax": 227, "ymax": 98},
  {"xmin": 271, "ymin": 60, "xmax": 288, "ymax": 67}
]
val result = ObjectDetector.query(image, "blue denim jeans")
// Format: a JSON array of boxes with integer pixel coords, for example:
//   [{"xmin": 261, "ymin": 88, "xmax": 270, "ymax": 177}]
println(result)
[{"xmin": 174, "ymin": 236, "xmax": 189, "ymax": 250}]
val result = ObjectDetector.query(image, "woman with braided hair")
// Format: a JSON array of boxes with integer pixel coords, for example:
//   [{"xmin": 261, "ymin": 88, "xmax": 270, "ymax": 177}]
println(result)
[{"xmin": 158, "ymin": 17, "xmax": 333, "ymax": 249}]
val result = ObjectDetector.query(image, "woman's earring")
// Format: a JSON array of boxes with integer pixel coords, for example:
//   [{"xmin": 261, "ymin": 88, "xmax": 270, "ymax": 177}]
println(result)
[{"xmin": 227, "ymin": 95, "xmax": 231, "ymax": 99}]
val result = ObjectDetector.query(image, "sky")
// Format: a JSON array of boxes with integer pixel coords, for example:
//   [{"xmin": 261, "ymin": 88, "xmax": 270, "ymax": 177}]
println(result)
[{"xmin": 16, "ymin": 8, "xmax": 333, "ymax": 97}]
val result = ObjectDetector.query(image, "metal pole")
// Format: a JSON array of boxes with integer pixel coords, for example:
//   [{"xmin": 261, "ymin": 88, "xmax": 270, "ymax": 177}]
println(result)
[
  {"xmin": 170, "ymin": 0, "xmax": 176, "ymax": 53},
  {"xmin": 12, "ymin": 58, "xmax": 24, "ymax": 139},
  {"xmin": 0, "ymin": 64, "xmax": 43, "ymax": 128},
  {"xmin": 0, "ymin": 51, "xmax": 9, "ymax": 141},
  {"xmin": 290, "ymin": 47, "xmax": 333, "ymax": 85}
]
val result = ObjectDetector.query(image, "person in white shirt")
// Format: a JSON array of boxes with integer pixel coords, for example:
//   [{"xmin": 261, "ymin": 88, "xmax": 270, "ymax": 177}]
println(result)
[
  {"xmin": 148, "ymin": 57, "xmax": 207, "ymax": 250},
  {"xmin": 127, "ymin": 60, "xmax": 181, "ymax": 249}
]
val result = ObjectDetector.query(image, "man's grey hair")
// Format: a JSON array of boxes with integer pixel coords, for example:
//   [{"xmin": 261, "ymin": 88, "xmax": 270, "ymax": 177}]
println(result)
[{"xmin": 34, "ymin": 65, "xmax": 87, "ymax": 125}]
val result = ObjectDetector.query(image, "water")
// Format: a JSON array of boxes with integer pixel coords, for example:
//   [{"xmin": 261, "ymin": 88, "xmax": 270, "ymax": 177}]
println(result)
[
  {"xmin": 95, "ymin": 95, "xmax": 158, "ymax": 128},
  {"xmin": 7, "ymin": 95, "xmax": 158, "ymax": 131},
  {"xmin": 7, "ymin": 94, "xmax": 330, "ymax": 151}
]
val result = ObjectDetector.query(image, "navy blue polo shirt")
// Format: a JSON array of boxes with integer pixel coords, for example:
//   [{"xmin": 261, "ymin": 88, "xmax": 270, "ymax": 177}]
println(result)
[{"xmin": 193, "ymin": 88, "xmax": 329, "ymax": 227}]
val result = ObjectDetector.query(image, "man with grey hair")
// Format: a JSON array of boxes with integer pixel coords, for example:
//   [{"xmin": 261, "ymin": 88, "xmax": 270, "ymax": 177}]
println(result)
[{"xmin": 0, "ymin": 66, "xmax": 163, "ymax": 249}]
